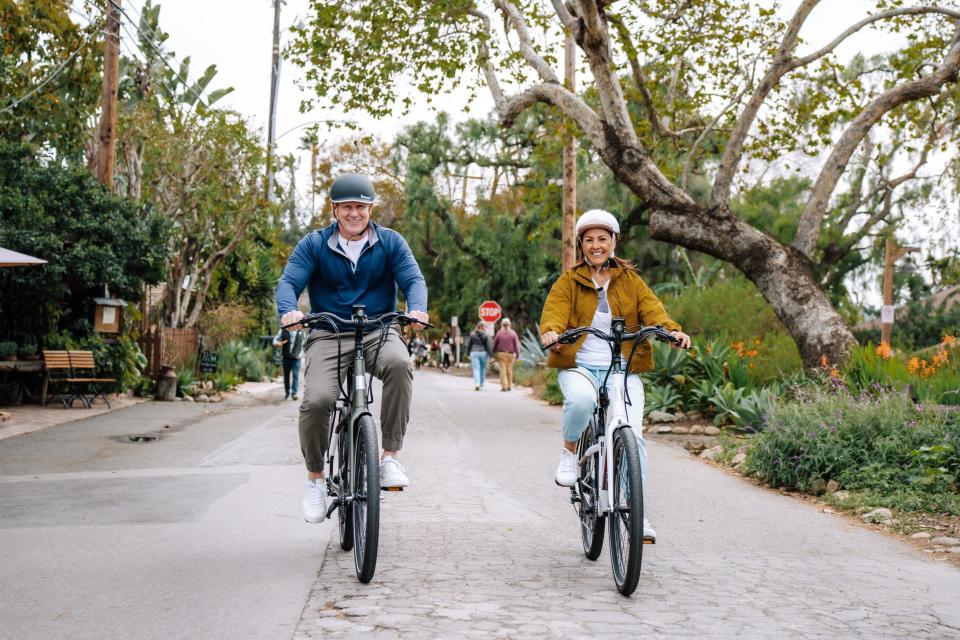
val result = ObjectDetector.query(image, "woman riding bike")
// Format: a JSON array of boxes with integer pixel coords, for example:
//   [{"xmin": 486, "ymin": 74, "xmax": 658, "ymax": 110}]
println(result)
[{"xmin": 539, "ymin": 209, "xmax": 690, "ymax": 542}]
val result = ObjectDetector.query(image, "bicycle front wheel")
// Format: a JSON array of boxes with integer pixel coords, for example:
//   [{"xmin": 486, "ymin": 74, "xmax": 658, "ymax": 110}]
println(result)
[
  {"xmin": 352, "ymin": 415, "xmax": 380, "ymax": 583},
  {"xmin": 577, "ymin": 419, "xmax": 605, "ymax": 560},
  {"xmin": 609, "ymin": 427, "xmax": 644, "ymax": 596}
]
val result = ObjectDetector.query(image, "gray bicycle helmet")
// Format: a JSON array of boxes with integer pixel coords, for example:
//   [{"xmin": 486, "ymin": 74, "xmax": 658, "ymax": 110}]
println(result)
[{"xmin": 329, "ymin": 173, "xmax": 376, "ymax": 204}]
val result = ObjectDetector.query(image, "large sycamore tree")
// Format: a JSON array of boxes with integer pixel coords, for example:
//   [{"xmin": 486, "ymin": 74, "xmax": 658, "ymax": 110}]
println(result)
[{"xmin": 290, "ymin": 1, "xmax": 960, "ymax": 366}]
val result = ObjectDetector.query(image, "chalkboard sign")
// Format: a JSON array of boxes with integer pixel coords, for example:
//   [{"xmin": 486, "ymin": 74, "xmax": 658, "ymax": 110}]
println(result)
[{"xmin": 198, "ymin": 350, "xmax": 219, "ymax": 374}]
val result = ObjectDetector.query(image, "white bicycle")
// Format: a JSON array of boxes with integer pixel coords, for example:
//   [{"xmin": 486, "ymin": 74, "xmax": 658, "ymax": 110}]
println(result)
[{"xmin": 546, "ymin": 320, "xmax": 682, "ymax": 596}]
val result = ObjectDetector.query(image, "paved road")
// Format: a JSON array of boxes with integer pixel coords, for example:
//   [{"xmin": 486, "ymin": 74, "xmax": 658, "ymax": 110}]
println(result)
[
  {"xmin": 295, "ymin": 372, "xmax": 960, "ymax": 639},
  {"xmin": 2, "ymin": 373, "xmax": 959, "ymax": 639},
  {"xmin": 0, "ymin": 392, "xmax": 328, "ymax": 640}
]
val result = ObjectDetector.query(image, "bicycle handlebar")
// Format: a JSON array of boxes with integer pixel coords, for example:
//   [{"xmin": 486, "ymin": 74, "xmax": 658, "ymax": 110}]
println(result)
[
  {"xmin": 282, "ymin": 311, "xmax": 434, "ymax": 331},
  {"xmin": 543, "ymin": 324, "xmax": 681, "ymax": 351}
]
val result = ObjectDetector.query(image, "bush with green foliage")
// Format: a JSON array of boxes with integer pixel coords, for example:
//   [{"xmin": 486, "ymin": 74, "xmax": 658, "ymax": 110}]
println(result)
[
  {"xmin": 0, "ymin": 341, "xmax": 16, "ymax": 358},
  {"xmin": 744, "ymin": 389, "xmax": 959, "ymax": 512}
]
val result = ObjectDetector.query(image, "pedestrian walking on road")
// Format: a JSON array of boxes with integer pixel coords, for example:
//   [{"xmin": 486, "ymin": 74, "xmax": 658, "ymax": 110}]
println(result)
[
  {"xmin": 539, "ymin": 209, "xmax": 690, "ymax": 543},
  {"xmin": 276, "ymin": 173, "xmax": 429, "ymax": 523},
  {"xmin": 493, "ymin": 318, "xmax": 521, "ymax": 391},
  {"xmin": 467, "ymin": 321, "xmax": 493, "ymax": 390},
  {"xmin": 440, "ymin": 331, "xmax": 453, "ymax": 371},
  {"xmin": 272, "ymin": 326, "xmax": 305, "ymax": 400}
]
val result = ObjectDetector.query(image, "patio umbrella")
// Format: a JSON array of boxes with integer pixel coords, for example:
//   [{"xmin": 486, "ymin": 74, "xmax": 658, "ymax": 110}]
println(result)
[{"xmin": 0, "ymin": 247, "xmax": 47, "ymax": 267}]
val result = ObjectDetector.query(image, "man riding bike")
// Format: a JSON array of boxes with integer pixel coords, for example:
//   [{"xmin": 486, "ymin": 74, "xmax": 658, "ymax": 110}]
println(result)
[
  {"xmin": 540, "ymin": 209, "xmax": 690, "ymax": 542},
  {"xmin": 275, "ymin": 173, "xmax": 429, "ymax": 523}
]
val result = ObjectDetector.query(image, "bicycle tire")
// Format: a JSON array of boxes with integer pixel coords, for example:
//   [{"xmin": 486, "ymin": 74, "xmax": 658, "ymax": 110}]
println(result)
[
  {"xmin": 609, "ymin": 427, "xmax": 644, "ymax": 596},
  {"xmin": 336, "ymin": 414, "xmax": 354, "ymax": 551},
  {"xmin": 577, "ymin": 419, "xmax": 605, "ymax": 560},
  {"xmin": 352, "ymin": 415, "xmax": 380, "ymax": 583}
]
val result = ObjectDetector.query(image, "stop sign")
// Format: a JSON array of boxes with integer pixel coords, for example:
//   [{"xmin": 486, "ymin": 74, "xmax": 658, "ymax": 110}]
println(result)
[{"xmin": 478, "ymin": 300, "xmax": 502, "ymax": 324}]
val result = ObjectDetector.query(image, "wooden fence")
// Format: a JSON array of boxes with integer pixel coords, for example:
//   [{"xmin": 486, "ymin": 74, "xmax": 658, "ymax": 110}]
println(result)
[{"xmin": 139, "ymin": 327, "xmax": 200, "ymax": 376}]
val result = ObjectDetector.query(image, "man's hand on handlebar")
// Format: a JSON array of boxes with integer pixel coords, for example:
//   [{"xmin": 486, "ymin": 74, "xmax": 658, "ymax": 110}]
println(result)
[
  {"xmin": 669, "ymin": 330, "xmax": 692, "ymax": 349},
  {"xmin": 407, "ymin": 310, "xmax": 429, "ymax": 331},
  {"xmin": 280, "ymin": 310, "xmax": 305, "ymax": 330}
]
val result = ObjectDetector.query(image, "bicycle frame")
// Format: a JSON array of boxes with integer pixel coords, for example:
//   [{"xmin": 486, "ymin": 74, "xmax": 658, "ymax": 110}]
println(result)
[
  {"xmin": 577, "ymin": 319, "xmax": 638, "ymax": 517},
  {"xmin": 327, "ymin": 306, "xmax": 375, "ymax": 513}
]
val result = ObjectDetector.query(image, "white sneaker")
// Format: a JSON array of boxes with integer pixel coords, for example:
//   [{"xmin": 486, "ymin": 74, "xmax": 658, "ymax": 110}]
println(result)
[
  {"xmin": 380, "ymin": 457, "xmax": 410, "ymax": 488},
  {"xmin": 643, "ymin": 518, "xmax": 657, "ymax": 542},
  {"xmin": 555, "ymin": 449, "xmax": 578, "ymax": 487},
  {"xmin": 302, "ymin": 479, "xmax": 327, "ymax": 523}
]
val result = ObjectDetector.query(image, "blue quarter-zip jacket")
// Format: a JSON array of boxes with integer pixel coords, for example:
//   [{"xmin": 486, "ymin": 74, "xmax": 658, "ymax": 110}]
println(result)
[{"xmin": 275, "ymin": 222, "xmax": 427, "ymax": 326}]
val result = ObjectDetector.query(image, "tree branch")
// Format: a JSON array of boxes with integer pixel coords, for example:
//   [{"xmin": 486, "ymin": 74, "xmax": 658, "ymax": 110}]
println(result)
[
  {"xmin": 494, "ymin": 0, "xmax": 559, "ymax": 84},
  {"xmin": 710, "ymin": 0, "xmax": 820, "ymax": 207},
  {"xmin": 793, "ymin": 27, "xmax": 960, "ymax": 258},
  {"xmin": 711, "ymin": 3, "xmax": 960, "ymax": 208},
  {"xmin": 467, "ymin": 9, "xmax": 507, "ymax": 113}
]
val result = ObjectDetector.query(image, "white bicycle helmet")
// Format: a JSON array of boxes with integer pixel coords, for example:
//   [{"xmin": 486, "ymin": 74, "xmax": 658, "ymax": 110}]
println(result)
[{"xmin": 575, "ymin": 209, "xmax": 620, "ymax": 237}]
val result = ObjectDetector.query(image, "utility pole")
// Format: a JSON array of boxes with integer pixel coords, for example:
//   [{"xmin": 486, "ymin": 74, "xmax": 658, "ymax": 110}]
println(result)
[
  {"xmin": 881, "ymin": 237, "xmax": 920, "ymax": 346},
  {"xmin": 96, "ymin": 0, "xmax": 122, "ymax": 190},
  {"xmin": 266, "ymin": 0, "xmax": 282, "ymax": 201},
  {"xmin": 561, "ymin": 32, "xmax": 577, "ymax": 270}
]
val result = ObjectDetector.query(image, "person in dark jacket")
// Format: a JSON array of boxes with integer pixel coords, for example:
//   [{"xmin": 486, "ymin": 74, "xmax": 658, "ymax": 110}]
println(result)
[
  {"xmin": 276, "ymin": 173, "xmax": 429, "ymax": 522},
  {"xmin": 272, "ymin": 327, "xmax": 305, "ymax": 400},
  {"xmin": 467, "ymin": 321, "xmax": 493, "ymax": 390}
]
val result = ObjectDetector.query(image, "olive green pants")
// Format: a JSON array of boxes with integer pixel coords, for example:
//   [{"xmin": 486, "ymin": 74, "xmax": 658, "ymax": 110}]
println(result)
[{"xmin": 298, "ymin": 327, "xmax": 412, "ymax": 472}]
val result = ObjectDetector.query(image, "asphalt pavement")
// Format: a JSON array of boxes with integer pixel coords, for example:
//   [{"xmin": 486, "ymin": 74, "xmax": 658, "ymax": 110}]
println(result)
[{"xmin": 2, "ymin": 372, "xmax": 959, "ymax": 639}]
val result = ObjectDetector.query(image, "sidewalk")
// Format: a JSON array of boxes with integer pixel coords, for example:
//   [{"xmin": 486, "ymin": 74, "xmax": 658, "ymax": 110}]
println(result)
[{"xmin": 0, "ymin": 378, "xmax": 285, "ymax": 442}]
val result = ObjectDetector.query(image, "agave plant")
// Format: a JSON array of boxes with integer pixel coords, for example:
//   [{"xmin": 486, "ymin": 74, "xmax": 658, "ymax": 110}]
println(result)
[
  {"xmin": 734, "ymin": 387, "xmax": 777, "ymax": 432},
  {"xmin": 519, "ymin": 328, "xmax": 547, "ymax": 367},
  {"xmin": 650, "ymin": 339, "xmax": 693, "ymax": 387},
  {"xmin": 707, "ymin": 382, "xmax": 745, "ymax": 426},
  {"xmin": 644, "ymin": 383, "xmax": 683, "ymax": 415}
]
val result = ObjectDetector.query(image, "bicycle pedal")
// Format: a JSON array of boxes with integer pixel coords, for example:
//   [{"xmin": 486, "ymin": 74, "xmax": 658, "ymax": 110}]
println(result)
[
  {"xmin": 643, "ymin": 538, "xmax": 656, "ymax": 545},
  {"xmin": 381, "ymin": 486, "xmax": 405, "ymax": 492}
]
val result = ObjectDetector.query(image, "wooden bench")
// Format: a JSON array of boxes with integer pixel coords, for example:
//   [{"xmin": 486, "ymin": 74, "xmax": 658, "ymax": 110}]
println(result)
[{"xmin": 42, "ymin": 350, "xmax": 117, "ymax": 409}]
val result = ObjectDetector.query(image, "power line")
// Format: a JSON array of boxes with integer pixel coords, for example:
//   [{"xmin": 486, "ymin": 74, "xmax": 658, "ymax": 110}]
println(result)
[
  {"xmin": 113, "ymin": 2, "xmax": 212, "ymax": 107},
  {"xmin": 0, "ymin": 28, "xmax": 98, "ymax": 114}
]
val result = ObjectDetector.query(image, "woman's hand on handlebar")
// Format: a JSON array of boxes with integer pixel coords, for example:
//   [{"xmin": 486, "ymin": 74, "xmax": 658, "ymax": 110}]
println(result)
[
  {"xmin": 541, "ymin": 330, "xmax": 561, "ymax": 352},
  {"xmin": 669, "ymin": 330, "xmax": 691, "ymax": 349},
  {"xmin": 280, "ymin": 310, "xmax": 305, "ymax": 330}
]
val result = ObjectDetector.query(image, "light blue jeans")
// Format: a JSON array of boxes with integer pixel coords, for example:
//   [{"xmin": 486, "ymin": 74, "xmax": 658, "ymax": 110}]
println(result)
[
  {"xmin": 557, "ymin": 366, "xmax": 647, "ymax": 481},
  {"xmin": 470, "ymin": 351, "xmax": 489, "ymax": 387}
]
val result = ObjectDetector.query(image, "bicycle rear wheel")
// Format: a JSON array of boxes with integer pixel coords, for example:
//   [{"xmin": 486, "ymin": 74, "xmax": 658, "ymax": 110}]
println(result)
[
  {"xmin": 609, "ymin": 427, "xmax": 644, "ymax": 596},
  {"xmin": 336, "ymin": 414, "xmax": 353, "ymax": 551},
  {"xmin": 577, "ymin": 419, "xmax": 605, "ymax": 560},
  {"xmin": 352, "ymin": 415, "xmax": 380, "ymax": 583}
]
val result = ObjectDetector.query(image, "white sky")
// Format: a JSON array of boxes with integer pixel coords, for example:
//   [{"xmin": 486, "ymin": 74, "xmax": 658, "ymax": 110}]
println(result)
[{"xmin": 113, "ymin": 1, "xmax": 904, "ymax": 173}]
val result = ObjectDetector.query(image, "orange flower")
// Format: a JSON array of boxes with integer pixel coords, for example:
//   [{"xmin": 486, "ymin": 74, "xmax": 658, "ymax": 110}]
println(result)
[
  {"xmin": 746, "ymin": 349, "xmax": 759, "ymax": 358},
  {"xmin": 942, "ymin": 334, "xmax": 956, "ymax": 349},
  {"xmin": 875, "ymin": 342, "xmax": 891, "ymax": 360},
  {"xmin": 907, "ymin": 357, "xmax": 920, "ymax": 374},
  {"xmin": 820, "ymin": 354, "xmax": 830, "ymax": 369},
  {"xmin": 829, "ymin": 367, "xmax": 841, "ymax": 379},
  {"xmin": 754, "ymin": 338, "xmax": 763, "ymax": 346}
]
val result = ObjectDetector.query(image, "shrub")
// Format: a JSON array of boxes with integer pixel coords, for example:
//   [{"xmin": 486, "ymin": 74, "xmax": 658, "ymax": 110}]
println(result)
[
  {"xmin": 176, "ymin": 368, "xmax": 196, "ymax": 397},
  {"xmin": 735, "ymin": 387, "xmax": 777, "ymax": 432},
  {"xmin": 218, "ymin": 340, "xmax": 268, "ymax": 382},
  {"xmin": 0, "ymin": 341, "xmax": 16, "ymax": 358},
  {"xmin": 644, "ymin": 383, "xmax": 683, "ymax": 415},
  {"xmin": 212, "ymin": 370, "xmax": 243, "ymax": 392},
  {"xmin": 197, "ymin": 303, "xmax": 261, "ymax": 349},
  {"xmin": 16, "ymin": 342, "xmax": 37, "ymax": 358},
  {"xmin": 744, "ymin": 388, "xmax": 960, "ymax": 510}
]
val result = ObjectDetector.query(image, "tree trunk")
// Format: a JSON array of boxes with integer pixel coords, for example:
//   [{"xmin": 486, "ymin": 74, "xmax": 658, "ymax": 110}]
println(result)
[{"xmin": 646, "ymin": 203, "xmax": 854, "ymax": 368}]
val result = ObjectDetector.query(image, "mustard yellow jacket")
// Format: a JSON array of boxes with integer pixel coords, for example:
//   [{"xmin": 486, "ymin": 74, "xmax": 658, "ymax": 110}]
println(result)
[{"xmin": 539, "ymin": 264, "xmax": 681, "ymax": 373}]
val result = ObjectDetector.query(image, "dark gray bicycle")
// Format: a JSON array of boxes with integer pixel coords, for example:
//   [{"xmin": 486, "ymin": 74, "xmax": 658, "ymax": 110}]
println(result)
[{"xmin": 284, "ymin": 304, "xmax": 431, "ymax": 583}]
